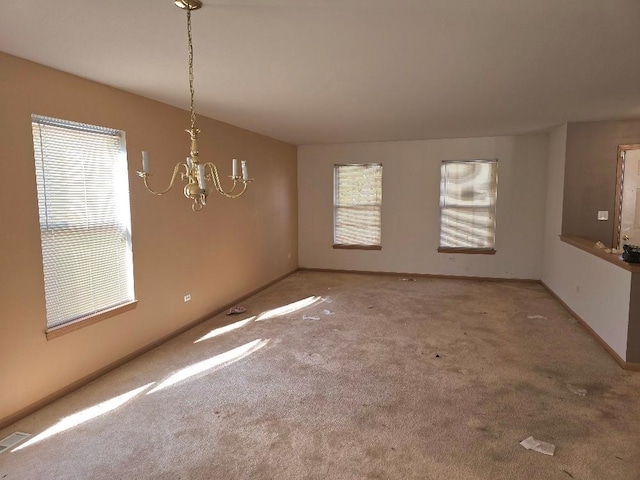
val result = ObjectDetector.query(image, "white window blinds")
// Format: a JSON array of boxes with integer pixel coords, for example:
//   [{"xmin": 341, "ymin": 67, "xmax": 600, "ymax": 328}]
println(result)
[
  {"xmin": 439, "ymin": 160, "xmax": 498, "ymax": 249},
  {"xmin": 334, "ymin": 164, "xmax": 382, "ymax": 246},
  {"xmin": 32, "ymin": 115, "xmax": 135, "ymax": 329}
]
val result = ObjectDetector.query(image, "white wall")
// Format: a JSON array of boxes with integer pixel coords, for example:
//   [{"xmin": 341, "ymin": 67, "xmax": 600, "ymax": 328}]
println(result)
[
  {"xmin": 542, "ymin": 125, "xmax": 630, "ymax": 360},
  {"xmin": 298, "ymin": 134, "xmax": 549, "ymax": 279}
]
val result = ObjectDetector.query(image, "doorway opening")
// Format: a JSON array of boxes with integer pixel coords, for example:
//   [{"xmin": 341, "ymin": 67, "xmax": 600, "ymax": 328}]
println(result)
[{"xmin": 614, "ymin": 144, "xmax": 640, "ymax": 249}]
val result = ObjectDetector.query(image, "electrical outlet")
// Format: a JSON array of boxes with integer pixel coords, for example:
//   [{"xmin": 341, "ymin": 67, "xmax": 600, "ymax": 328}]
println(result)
[
  {"xmin": 597, "ymin": 210, "xmax": 608, "ymax": 221},
  {"xmin": 184, "ymin": 294, "xmax": 191, "ymax": 302}
]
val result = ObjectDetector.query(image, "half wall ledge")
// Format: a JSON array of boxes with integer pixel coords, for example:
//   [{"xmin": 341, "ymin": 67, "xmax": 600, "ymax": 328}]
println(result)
[
  {"xmin": 559, "ymin": 235, "xmax": 640, "ymax": 273},
  {"xmin": 558, "ymin": 234, "xmax": 640, "ymax": 369}
]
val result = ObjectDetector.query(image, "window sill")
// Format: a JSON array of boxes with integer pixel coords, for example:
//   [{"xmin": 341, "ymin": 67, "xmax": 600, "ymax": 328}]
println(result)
[
  {"xmin": 45, "ymin": 300, "xmax": 138, "ymax": 340},
  {"xmin": 333, "ymin": 244, "xmax": 382, "ymax": 250},
  {"xmin": 438, "ymin": 247, "xmax": 496, "ymax": 255}
]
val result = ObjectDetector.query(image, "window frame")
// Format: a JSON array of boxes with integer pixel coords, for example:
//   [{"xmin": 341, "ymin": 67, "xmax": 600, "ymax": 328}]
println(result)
[
  {"xmin": 31, "ymin": 114, "xmax": 137, "ymax": 339},
  {"xmin": 333, "ymin": 163, "xmax": 383, "ymax": 250},
  {"xmin": 438, "ymin": 159, "xmax": 498, "ymax": 255}
]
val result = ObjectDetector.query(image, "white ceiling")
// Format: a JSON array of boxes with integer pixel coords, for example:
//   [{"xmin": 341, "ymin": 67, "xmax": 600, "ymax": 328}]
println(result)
[{"xmin": 1, "ymin": 0, "xmax": 640, "ymax": 145}]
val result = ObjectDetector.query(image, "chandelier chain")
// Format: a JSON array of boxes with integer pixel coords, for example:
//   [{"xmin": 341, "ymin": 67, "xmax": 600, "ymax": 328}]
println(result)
[{"xmin": 187, "ymin": 7, "xmax": 196, "ymax": 133}]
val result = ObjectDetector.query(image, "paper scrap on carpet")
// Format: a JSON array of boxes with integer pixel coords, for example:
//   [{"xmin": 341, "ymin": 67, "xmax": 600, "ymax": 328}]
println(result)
[{"xmin": 520, "ymin": 436, "xmax": 555, "ymax": 456}]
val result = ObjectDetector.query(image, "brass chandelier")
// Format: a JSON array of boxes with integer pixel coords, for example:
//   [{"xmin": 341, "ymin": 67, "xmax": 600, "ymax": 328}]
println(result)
[{"xmin": 137, "ymin": 0, "xmax": 252, "ymax": 212}]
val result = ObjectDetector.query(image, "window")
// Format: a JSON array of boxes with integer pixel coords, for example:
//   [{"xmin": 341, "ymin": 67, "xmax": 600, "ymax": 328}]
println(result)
[
  {"xmin": 439, "ymin": 159, "xmax": 498, "ymax": 253},
  {"xmin": 333, "ymin": 164, "xmax": 382, "ymax": 249},
  {"xmin": 32, "ymin": 115, "xmax": 135, "ymax": 335}
]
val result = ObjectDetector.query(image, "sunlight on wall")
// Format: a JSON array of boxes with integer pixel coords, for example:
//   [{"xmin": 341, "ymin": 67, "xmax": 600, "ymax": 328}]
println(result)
[
  {"xmin": 194, "ymin": 316, "xmax": 256, "ymax": 343},
  {"xmin": 254, "ymin": 296, "xmax": 322, "ymax": 322},
  {"xmin": 12, "ymin": 383, "xmax": 154, "ymax": 452},
  {"xmin": 147, "ymin": 338, "xmax": 269, "ymax": 394}
]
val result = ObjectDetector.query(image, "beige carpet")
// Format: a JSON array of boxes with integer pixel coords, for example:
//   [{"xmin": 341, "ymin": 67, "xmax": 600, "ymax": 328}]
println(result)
[{"xmin": 2, "ymin": 271, "xmax": 639, "ymax": 479}]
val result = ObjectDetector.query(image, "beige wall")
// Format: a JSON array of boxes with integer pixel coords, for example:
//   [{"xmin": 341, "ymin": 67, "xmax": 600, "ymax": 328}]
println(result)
[
  {"xmin": 0, "ymin": 53, "xmax": 298, "ymax": 424},
  {"xmin": 563, "ymin": 120, "xmax": 640, "ymax": 244},
  {"xmin": 298, "ymin": 135, "xmax": 548, "ymax": 279}
]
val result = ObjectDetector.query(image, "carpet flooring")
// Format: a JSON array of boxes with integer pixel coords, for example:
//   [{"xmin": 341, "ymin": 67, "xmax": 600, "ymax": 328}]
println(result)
[{"xmin": 1, "ymin": 271, "xmax": 639, "ymax": 479}]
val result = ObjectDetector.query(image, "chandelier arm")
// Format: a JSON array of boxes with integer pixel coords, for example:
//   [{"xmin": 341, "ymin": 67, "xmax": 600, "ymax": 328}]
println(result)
[
  {"xmin": 139, "ymin": 162, "xmax": 186, "ymax": 196},
  {"xmin": 206, "ymin": 162, "xmax": 236, "ymax": 194},
  {"xmin": 205, "ymin": 163, "xmax": 248, "ymax": 198},
  {"xmin": 223, "ymin": 182, "xmax": 248, "ymax": 199}
]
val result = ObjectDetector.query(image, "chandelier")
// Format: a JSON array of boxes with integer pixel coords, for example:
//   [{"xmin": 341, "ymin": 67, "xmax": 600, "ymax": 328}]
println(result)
[{"xmin": 137, "ymin": 0, "xmax": 252, "ymax": 212}]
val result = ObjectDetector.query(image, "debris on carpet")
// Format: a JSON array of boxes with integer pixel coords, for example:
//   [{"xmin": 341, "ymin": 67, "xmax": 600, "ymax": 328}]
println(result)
[
  {"xmin": 400, "ymin": 278, "xmax": 416, "ymax": 282},
  {"xmin": 322, "ymin": 309, "xmax": 334, "ymax": 315},
  {"xmin": 566, "ymin": 384, "xmax": 587, "ymax": 396},
  {"xmin": 303, "ymin": 315, "xmax": 320, "ymax": 321},
  {"xmin": 527, "ymin": 314, "xmax": 547, "ymax": 320},
  {"xmin": 227, "ymin": 306, "xmax": 247, "ymax": 315},
  {"xmin": 519, "ymin": 436, "xmax": 556, "ymax": 456}
]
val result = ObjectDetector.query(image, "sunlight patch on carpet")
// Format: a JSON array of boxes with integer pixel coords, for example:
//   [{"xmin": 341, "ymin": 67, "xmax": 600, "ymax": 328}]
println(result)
[
  {"xmin": 194, "ymin": 316, "xmax": 256, "ymax": 343},
  {"xmin": 12, "ymin": 383, "xmax": 154, "ymax": 452},
  {"xmin": 148, "ymin": 338, "xmax": 269, "ymax": 394},
  {"xmin": 255, "ymin": 296, "xmax": 322, "ymax": 322}
]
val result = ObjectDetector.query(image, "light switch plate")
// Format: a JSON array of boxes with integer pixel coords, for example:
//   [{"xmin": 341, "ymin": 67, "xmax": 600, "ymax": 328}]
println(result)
[{"xmin": 597, "ymin": 210, "xmax": 608, "ymax": 221}]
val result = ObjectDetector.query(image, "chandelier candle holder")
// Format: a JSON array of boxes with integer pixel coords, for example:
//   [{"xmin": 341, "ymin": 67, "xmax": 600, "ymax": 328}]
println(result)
[{"xmin": 137, "ymin": 0, "xmax": 252, "ymax": 212}]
